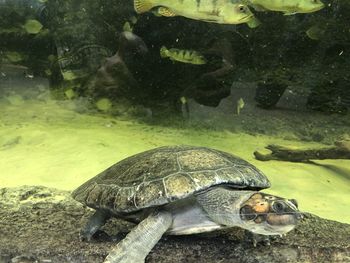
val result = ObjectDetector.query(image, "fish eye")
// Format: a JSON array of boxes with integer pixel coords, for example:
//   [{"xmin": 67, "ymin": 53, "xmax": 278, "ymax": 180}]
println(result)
[
  {"xmin": 272, "ymin": 201, "xmax": 286, "ymax": 213},
  {"xmin": 238, "ymin": 4, "xmax": 246, "ymax": 12}
]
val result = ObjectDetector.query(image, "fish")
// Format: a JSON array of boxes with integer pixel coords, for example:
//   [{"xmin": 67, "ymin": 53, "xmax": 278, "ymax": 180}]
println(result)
[
  {"xmin": 160, "ymin": 46, "xmax": 207, "ymax": 65},
  {"xmin": 23, "ymin": 19, "xmax": 43, "ymax": 34},
  {"xmin": 236, "ymin": 97, "xmax": 245, "ymax": 115},
  {"xmin": 244, "ymin": 0, "xmax": 325, "ymax": 15},
  {"xmin": 134, "ymin": 0, "xmax": 254, "ymax": 25}
]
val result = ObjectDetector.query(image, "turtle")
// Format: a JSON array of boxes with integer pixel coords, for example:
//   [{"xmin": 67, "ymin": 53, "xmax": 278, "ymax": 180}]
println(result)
[{"xmin": 72, "ymin": 145, "xmax": 301, "ymax": 263}]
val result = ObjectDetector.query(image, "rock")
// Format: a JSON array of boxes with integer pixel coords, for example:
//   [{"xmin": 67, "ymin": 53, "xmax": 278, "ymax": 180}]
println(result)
[{"xmin": 0, "ymin": 186, "xmax": 349, "ymax": 263}]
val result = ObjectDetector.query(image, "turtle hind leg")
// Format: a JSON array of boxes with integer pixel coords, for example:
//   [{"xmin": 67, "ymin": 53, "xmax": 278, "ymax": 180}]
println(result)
[
  {"xmin": 80, "ymin": 209, "xmax": 111, "ymax": 242},
  {"xmin": 104, "ymin": 211, "xmax": 172, "ymax": 263}
]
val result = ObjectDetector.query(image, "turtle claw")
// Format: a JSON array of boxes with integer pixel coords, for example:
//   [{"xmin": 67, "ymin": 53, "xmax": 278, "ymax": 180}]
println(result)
[
  {"xmin": 80, "ymin": 229, "xmax": 93, "ymax": 242},
  {"xmin": 244, "ymin": 231, "xmax": 275, "ymax": 247},
  {"xmin": 253, "ymin": 235, "xmax": 271, "ymax": 247},
  {"xmin": 80, "ymin": 210, "xmax": 111, "ymax": 242}
]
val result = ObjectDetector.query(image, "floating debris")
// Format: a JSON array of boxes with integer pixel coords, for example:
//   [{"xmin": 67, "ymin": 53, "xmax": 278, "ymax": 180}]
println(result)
[
  {"xmin": 180, "ymin": 96, "xmax": 190, "ymax": 119},
  {"xmin": 25, "ymin": 72, "xmax": 34, "ymax": 79},
  {"xmin": 236, "ymin": 97, "xmax": 245, "ymax": 115}
]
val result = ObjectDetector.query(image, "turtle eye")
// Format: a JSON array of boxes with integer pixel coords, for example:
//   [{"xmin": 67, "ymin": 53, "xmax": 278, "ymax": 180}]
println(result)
[{"xmin": 272, "ymin": 201, "xmax": 286, "ymax": 214}]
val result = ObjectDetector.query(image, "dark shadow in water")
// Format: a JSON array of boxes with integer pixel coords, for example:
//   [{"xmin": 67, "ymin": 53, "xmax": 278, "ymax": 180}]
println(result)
[{"xmin": 308, "ymin": 160, "xmax": 350, "ymax": 181}]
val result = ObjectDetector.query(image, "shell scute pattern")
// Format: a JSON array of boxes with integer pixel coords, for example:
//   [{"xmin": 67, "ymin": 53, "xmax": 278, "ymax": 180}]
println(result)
[
  {"xmin": 72, "ymin": 145, "xmax": 270, "ymax": 214},
  {"xmin": 235, "ymin": 165, "xmax": 271, "ymax": 188},
  {"xmin": 164, "ymin": 173, "xmax": 197, "ymax": 200},
  {"xmin": 113, "ymin": 186, "xmax": 135, "ymax": 211},
  {"xmin": 215, "ymin": 168, "xmax": 246, "ymax": 186},
  {"xmin": 177, "ymin": 149, "xmax": 233, "ymax": 171},
  {"xmin": 84, "ymin": 183, "xmax": 102, "ymax": 206},
  {"xmin": 189, "ymin": 171, "xmax": 217, "ymax": 188},
  {"xmin": 99, "ymin": 184, "xmax": 119, "ymax": 210},
  {"xmin": 134, "ymin": 180, "xmax": 168, "ymax": 210},
  {"xmin": 112, "ymin": 151, "xmax": 179, "ymax": 186}
]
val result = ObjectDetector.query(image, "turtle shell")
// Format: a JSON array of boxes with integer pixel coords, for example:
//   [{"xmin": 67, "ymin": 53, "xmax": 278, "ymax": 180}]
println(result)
[{"xmin": 72, "ymin": 145, "xmax": 270, "ymax": 213}]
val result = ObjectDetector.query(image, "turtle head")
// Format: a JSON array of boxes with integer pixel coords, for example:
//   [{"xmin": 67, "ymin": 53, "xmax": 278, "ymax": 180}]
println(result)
[{"xmin": 239, "ymin": 193, "xmax": 302, "ymax": 235}]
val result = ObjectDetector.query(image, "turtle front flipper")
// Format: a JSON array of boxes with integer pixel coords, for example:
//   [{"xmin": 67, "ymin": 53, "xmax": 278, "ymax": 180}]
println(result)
[
  {"xmin": 104, "ymin": 211, "xmax": 172, "ymax": 263},
  {"xmin": 81, "ymin": 209, "xmax": 111, "ymax": 242}
]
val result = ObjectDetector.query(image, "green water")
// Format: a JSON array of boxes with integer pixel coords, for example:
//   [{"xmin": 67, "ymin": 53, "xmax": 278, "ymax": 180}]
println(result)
[{"xmin": 1, "ymin": 97, "xmax": 349, "ymax": 224}]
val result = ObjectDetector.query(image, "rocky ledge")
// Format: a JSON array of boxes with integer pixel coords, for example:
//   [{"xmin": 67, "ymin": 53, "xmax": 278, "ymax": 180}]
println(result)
[{"xmin": 0, "ymin": 186, "xmax": 349, "ymax": 263}]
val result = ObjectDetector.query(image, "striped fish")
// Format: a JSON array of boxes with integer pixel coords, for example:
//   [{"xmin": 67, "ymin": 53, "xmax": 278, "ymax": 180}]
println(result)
[
  {"xmin": 160, "ymin": 46, "xmax": 207, "ymax": 65},
  {"xmin": 134, "ymin": 0, "xmax": 254, "ymax": 25}
]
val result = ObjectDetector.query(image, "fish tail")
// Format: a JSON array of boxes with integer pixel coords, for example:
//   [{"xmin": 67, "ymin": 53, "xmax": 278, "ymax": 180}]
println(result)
[
  {"xmin": 160, "ymin": 46, "xmax": 168, "ymax": 58},
  {"xmin": 134, "ymin": 0, "xmax": 155, "ymax": 13}
]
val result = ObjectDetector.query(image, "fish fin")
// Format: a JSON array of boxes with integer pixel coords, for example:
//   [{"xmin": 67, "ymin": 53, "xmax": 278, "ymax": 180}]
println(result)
[
  {"xmin": 251, "ymin": 4, "xmax": 267, "ymax": 12},
  {"xmin": 246, "ymin": 17, "xmax": 261, "ymax": 28},
  {"xmin": 134, "ymin": 0, "xmax": 154, "ymax": 14},
  {"xmin": 157, "ymin": 7, "xmax": 177, "ymax": 17}
]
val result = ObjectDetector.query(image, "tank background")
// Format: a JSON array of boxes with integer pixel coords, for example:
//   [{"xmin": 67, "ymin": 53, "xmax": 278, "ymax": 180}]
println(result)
[{"xmin": 0, "ymin": 0, "xmax": 349, "ymax": 114}]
